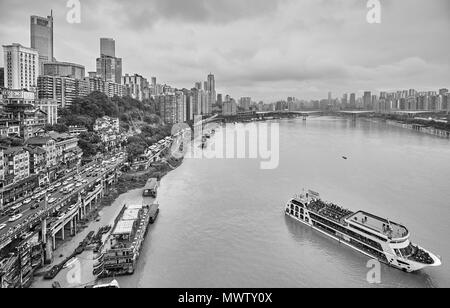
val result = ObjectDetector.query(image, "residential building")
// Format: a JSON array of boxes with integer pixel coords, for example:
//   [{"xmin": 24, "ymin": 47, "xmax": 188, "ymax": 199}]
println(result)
[
  {"xmin": 2, "ymin": 147, "xmax": 30, "ymax": 186},
  {"xmin": 24, "ymin": 146, "xmax": 48, "ymax": 186},
  {"xmin": 35, "ymin": 99, "xmax": 58, "ymax": 125},
  {"xmin": 86, "ymin": 77, "xmax": 125, "ymax": 98},
  {"xmin": 122, "ymin": 74, "xmax": 148, "ymax": 101},
  {"xmin": 3, "ymin": 44, "xmax": 39, "ymax": 91},
  {"xmin": 37, "ymin": 75, "xmax": 84, "ymax": 108},
  {"xmin": 25, "ymin": 137, "xmax": 57, "ymax": 168}
]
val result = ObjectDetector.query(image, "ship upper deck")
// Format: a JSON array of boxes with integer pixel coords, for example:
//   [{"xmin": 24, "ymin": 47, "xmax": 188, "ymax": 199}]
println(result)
[{"xmin": 347, "ymin": 211, "xmax": 409, "ymax": 240}]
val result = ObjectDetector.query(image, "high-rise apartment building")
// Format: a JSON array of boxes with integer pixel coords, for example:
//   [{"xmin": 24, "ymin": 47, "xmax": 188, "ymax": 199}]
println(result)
[
  {"xmin": 349, "ymin": 93, "xmax": 356, "ymax": 108},
  {"xmin": 363, "ymin": 92, "xmax": 372, "ymax": 110},
  {"xmin": 30, "ymin": 12, "xmax": 54, "ymax": 65},
  {"xmin": 3, "ymin": 44, "xmax": 39, "ymax": 91},
  {"xmin": 122, "ymin": 74, "xmax": 148, "ymax": 101}
]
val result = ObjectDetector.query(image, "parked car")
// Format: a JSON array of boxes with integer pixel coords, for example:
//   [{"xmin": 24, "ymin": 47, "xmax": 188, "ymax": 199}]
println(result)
[
  {"xmin": 30, "ymin": 203, "xmax": 40, "ymax": 210},
  {"xmin": 8, "ymin": 214, "xmax": 23, "ymax": 223}
]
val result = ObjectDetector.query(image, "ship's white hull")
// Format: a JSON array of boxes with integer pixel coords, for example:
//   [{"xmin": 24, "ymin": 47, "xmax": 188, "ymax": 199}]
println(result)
[{"xmin": 285, "ymin": 210, "xmax": 441, "ymax": 273}]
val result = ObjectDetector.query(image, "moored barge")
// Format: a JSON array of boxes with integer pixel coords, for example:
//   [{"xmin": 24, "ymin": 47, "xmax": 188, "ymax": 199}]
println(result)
[{"xmin": 93, "ymin": 203, "xmax": 159, "ymax": 278}]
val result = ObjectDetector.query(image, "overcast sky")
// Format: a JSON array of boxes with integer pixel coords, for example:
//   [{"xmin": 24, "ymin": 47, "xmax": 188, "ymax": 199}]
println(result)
[{"xmin": 0, "ymin": 0, "xmax": 449, "ymax": 101}]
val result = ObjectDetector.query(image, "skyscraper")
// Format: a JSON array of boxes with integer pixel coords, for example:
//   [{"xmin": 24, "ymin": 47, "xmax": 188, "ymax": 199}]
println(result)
[
  {"xmin": 350, "ymin": 93, "xmax": 356, "ymax": 108},
  {"xmin": 3, "ymin": 44, "xmax": 39, "ymax": 91},
  {"xmin": 207, "ymin": 73, "xmax": 216, "ymax": 101},
  {"xmin": 30, "ymin": 12, "xmax": 54, "ymax": 65},
  {"xmin": 100, "ymin": 38, "xmax": 115, "ymax": 57},
  {"xmin": 363, "ymin": 91, "xmax": 372, "ymax": 110},
  {"xmin": 96, "ymin": 38, "xmax": 122, "ymax": 84}
]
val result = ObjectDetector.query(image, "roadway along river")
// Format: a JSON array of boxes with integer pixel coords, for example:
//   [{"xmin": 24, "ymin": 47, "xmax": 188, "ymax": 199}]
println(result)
[{"xmin": 44, "ymin": 117, "xmax": 450, "ymax": 288}]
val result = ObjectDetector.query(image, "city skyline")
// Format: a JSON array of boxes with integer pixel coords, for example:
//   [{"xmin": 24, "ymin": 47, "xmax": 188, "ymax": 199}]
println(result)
[{"xmin": 0, "ymin": 0, "xmax": 449, "ymax": 102}]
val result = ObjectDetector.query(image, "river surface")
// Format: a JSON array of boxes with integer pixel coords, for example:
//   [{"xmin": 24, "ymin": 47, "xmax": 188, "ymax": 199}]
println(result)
[{"xmin": 36, "ymin": 117, "xmax": 450, "ymax": 288}]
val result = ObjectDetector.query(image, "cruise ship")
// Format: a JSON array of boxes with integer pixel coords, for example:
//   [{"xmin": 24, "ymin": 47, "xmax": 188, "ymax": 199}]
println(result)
[{"xmin": 285, "ymin": 190, "xmax": 442, "ymax": 272}]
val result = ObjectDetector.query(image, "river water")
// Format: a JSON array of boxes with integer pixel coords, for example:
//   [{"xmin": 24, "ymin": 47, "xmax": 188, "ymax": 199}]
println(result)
[{"xmin": 37, "ymin": 117, "xmax": 450, "ymax": 288}]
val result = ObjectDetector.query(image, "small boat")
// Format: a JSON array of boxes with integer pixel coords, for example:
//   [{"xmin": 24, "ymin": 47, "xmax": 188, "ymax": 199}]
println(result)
[{"xmin": 342, "ymin": 156, "xmax": 348, "ymax": 160}]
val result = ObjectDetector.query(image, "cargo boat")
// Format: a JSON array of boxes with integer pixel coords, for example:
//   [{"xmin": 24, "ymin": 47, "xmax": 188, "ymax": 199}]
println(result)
[
  {"xmin": 143, "ymin": 178, "xmax": 158, "ymax": 198},
  {"xmin": 93, "ymin": 203, "xmax": 159, "ymax": 278},
  {"xmin": 285, "ymin": 190, "xmax": 441, "ymax": 273}
]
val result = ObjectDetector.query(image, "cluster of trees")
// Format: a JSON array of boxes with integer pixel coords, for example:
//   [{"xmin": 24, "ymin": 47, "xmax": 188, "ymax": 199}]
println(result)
[
  {"xmin": 126, "ymin": 124, "xmax": 172, "ymax": 159},
  {"xmin": 58, "ymin": 92, "xmax": 161, "ymax": 131}
]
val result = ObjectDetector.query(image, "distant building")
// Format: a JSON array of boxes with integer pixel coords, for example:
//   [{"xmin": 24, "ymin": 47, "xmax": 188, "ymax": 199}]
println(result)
[
  {"xmin": 349, "ymin": 93, "xmax": 356, "ymax": 108},
  {"xmin": 85, "ymin": 77, "xmax": 125, "ymax": 98},
  {"xmin": 37, "ymin": 75, "xmax": 89, "ymax": 108},
  {"xmin": 100, "ymin": 38, "xmax": 116, "ymax": 58},
  {"xmin": 222, "ymin": 100, "xmax": 237, "ymax": 116},
  {"xmin": 96, "ymin": 38, "xmax": 122, "ymax": 84},
  {"xmin": 155, "ymin": 93, "xmax": 186, "ymax": 125},
  {"xmin": 0, "ymin": 67, "xmax": 4, "ymax": 88},
  {"xmin": 3, "ymin": 44, "xmax": 39, "ymax": 91},
  {"xmin": 42, "ymin": 61, "xmax": 85, "ymax": 79},
  {"xmin": 122, "ymin": 74, "xmax": 148, "ymax": 101},
  {"xmin": 363, "ymin": 91, "xmax": 372, "ymax": 110},
  {"xmin": 30, "ymin": 13, "xmax": 54, "ymax": 65},
  {"xmin": 239, "ymin": 97, "xmax": 251, "ymax": 111}
]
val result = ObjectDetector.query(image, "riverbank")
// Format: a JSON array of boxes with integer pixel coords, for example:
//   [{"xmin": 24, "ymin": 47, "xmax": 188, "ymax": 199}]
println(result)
[{"xmin": 31, "ymin": 154, "xmax": 184, "ymax": 288}]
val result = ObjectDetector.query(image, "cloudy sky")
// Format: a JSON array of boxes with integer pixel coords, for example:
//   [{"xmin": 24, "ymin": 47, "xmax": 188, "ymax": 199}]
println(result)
[{"xmin": 0, "ymin": 0, "xmax": 449, "ymax": 101}]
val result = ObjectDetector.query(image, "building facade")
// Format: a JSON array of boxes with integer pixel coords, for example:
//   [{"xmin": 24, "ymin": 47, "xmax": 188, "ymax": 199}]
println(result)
[
  {"xmin": 30, "ymin": 13, "xmax": 54, "ymax": 64},
  {"xmin": 42, "ymin": 61, "xmax": 85, "ymax": 79},
  {"xmin": 3, "ymin": 44, "xmax": 39, "ymax": 91}
]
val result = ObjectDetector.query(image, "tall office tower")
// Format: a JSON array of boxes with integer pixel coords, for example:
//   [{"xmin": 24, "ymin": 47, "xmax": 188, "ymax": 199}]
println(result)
[
  {"xmin": 195, "ymin": 82, "xmax": 202, "ymax": 90},
  {"xmin": 206, "ymin": 73, "xmax": 216, "ymax": 106},
  {"xmin": 217, "ymin": 94, "xmax": 223, "ymax": 107},
  {"xmin": 328, "ymin": 92, "xmax": 332, "ymax": 105},
  {"xmin": 350, "ymin": 93, "xmax": 356, "ymax": 108},
  {"xmin": 30, "ymin": 12, "xmax": 54, "ymax": 66},
  {"xmin": 3, "ymin": 44, "xmax": 39, "ymax": 91},
  {"xmin": 100, "ymin": 38, "xmax": 115, "ymax": 57},
  {"xmin": 342, "ymin": 93, "xmax": 348, "ymax": 107},
  {"xmin": 363, "ymin": 92, "xmax": 372, "ymax": 110},
  {"xmin": 96, "ymin": 38, "xmax": 122, "ymax": 84}
]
